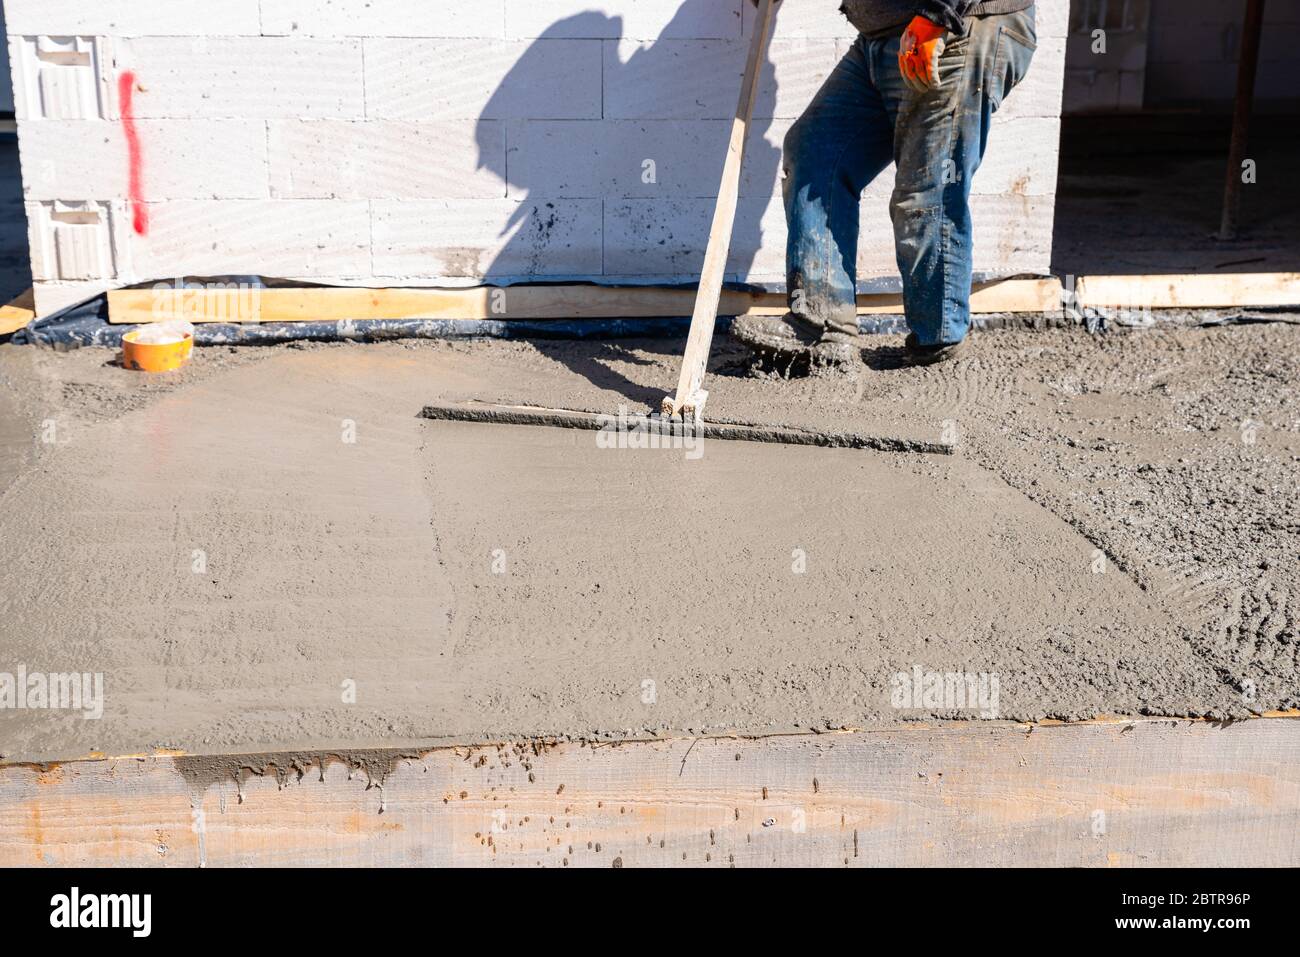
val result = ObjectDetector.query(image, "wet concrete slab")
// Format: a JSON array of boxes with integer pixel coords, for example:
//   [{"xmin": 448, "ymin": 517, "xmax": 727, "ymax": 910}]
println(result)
[{"xmin": 0, "ymin": 343, "xmax": 1238, "ymax": 762}]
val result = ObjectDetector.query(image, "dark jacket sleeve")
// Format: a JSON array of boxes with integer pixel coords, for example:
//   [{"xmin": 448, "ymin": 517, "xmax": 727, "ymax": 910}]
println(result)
[{"xmin": 914, "ymin": 0, "xmax": 981, "ymax": 34}]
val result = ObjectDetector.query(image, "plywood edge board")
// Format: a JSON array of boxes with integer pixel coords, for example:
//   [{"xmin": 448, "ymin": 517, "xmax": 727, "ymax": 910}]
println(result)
[
  {"xmin": 1076, "ymin": 272, "xmax": 1300, "ymax": 309},
  {"xmin": 0, "ymin": 288, "xmax": 35, "ymax": 336},
  {"xmin": 107, "ymin": 279, "xmax": 1063, "ymax": 325},
  {"xmin": 106, "ymin": 273, "xmax": 1300, "ymax": 326},
  {"xmin": 3, "ymin": 719, "xmax": 1298, "ymax": 867}
]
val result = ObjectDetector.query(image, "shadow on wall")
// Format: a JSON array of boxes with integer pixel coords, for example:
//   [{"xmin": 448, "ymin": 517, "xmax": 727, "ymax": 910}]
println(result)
[
  {"xmin": 0, "ymin": 4, "xmax": 28, "ymax": 303},
  {"xmin": 0, "ymin": 136, "xmax": 32, "ymax": 304},
  {"xmin": 474, "ymin": 0, "xmax": 781, "ymax": 289}
]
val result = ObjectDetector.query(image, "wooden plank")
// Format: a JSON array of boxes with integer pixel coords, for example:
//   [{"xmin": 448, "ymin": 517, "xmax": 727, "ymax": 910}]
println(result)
[
  {"xmin": 0, "ymin": 288, "xmax": 35, "ymax": 336},
  {"xmin": 109, "ymin": 285, "xmax": 713, "ymax": 325},
  {"xmin": 108, "ymin": 279, "xmax": 1063, "ymax": 325},
  {"xmin": 2, "ymin": 717, "xmax": 1297, "ymax": 867},
  {"xmin": 102, "ymin": 271, "xmax": 1300, "ymax": 328},
  {"xmin": 968, "ymin": 277, "xmax": 1061, "ymax": 314},
  {"xmin": 1077, "ymin": 272, "xmax": 1300, "ymax": 309},
  {"xmin": 666, "ymin": 0, "xmax": 776, "ymax": 418}
]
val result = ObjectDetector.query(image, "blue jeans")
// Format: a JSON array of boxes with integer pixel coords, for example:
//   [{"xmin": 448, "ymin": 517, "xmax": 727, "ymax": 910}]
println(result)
[{"xmin": 782, "ymin": 8, "xmax": 1036, "ymax": 345}]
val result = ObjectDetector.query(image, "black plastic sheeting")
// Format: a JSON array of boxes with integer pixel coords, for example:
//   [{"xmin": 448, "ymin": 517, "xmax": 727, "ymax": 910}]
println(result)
[
  {"xmin": 9, "ymin": 291, "xmax": 114, "ymax": 347},
  {"xmin": 5, "ymin": 276, "xmax": 717, "ymax": 348},
  {"xmin": 5, "ymin": 276, "xmax": 912, "ymax": 349},
  {"xmin": 15, "ymin": 310, "xmax": 706, "ymax": 348}
]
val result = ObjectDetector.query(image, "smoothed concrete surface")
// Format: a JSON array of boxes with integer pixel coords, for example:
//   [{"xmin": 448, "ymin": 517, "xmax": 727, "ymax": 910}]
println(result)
[{"xmin": 1, "ymin": 333, "xmax": 1269, "ymax": 762}]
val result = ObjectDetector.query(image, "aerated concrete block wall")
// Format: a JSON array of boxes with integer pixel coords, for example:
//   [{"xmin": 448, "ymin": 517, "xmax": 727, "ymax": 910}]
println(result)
[
  {"xmin": 1062, "ymin": 0, "xmax": 1150, "ymax": 113},
  {"xmin": 5, "ymin": 0, "xmax": 1067, "ymax": 318}
]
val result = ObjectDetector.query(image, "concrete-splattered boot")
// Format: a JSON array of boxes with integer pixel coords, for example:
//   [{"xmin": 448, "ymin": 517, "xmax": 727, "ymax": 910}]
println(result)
[
  {"xmin": 730, "ymin": 313, "xmax": 860, "ymax": 367},
  {"xmin": 902, "ymin": 332, "xmax": 970, "ymax": 366}
]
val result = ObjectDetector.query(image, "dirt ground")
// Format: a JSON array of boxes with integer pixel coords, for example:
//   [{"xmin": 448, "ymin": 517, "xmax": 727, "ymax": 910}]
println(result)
[{"xmin": 0, "ymin": 319, "xmax": 1296, "ymax": 762}]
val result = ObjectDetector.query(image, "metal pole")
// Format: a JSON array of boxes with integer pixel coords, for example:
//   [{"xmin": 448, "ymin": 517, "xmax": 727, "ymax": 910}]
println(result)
[{"xmin": 1218, "ymin": 0, "xmax": 1266, "ymax": 240}]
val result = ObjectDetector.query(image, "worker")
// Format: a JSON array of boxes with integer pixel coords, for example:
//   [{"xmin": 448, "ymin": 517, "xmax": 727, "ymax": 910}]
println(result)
[{"xmin": 731, "ymin": 1, "xmax": 1037, "ymax": 367}]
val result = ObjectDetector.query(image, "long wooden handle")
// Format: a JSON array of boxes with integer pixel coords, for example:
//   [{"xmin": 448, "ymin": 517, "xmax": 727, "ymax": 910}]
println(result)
[{"xmin": 666, "ymin": 0, "xmax": 776, "ymax": 418}]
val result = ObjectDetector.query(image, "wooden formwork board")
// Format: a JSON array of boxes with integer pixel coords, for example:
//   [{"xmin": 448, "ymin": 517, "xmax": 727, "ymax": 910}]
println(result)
[
  {"xmin": 2, "ymin": 716, "xmax": 1297, "ymax": 867},
  {"xmin": 106, "ymin": 279, "xmax": 1063, "ymax": 325},
  {"xmin": 0, "ymin": 288, "xmax": 35, "ymax": 336},
  {"xmin": 103, "ymin": 272, "xmax": 1300, "ymax": 327},
  {"xmin": 1076, "ymin": 272, "xmax": 1300, "ymax": 309}
]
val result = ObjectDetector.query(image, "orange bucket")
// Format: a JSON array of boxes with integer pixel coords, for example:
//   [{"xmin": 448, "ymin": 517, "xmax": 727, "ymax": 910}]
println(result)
[{"xmin": 122, "ymin": 329, "xmax": 194, "ymax": 372}]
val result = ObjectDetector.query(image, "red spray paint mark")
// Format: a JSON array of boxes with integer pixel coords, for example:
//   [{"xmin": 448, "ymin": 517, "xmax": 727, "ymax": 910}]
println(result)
[{"xmin": 118, "ymin": 71, "xmax": 149, "ymax": 236}]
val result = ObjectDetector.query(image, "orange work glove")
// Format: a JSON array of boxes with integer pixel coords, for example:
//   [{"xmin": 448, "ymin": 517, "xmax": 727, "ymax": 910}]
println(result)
[{"xmin": 899, "ymin": 15, "xmax": 947, "ymax": 93}]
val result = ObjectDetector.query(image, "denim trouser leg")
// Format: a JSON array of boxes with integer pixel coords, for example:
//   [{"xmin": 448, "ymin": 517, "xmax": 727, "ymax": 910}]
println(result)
[
  {"xmin": 782, "ymin": 42, "xmax": 894, "ymax": 338},
  {"xmin": 783, "ymin": 9, "xmax": 1037, "ymax": 345}
]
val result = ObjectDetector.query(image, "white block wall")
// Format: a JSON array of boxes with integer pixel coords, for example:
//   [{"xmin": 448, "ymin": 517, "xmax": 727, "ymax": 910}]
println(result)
[
  {"xmin": 5, "ymin": 0, "xmax": 1068, "ymax": 317},
  {"xmin": 1062, "ymin": 0, "xmax": 1151, "ymax": 114}
]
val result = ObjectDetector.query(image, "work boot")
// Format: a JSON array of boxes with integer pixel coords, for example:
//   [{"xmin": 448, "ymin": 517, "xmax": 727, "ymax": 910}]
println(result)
[
  {"xmin": 902, "ymin": 332, "xmax": 970, "ymax": 366},
  {"xmin": 808, "ymin": 328, "xmax": 861, "ymax": 368},
  {"xmin": 730, "ymin": 313, "xmax": 860, "ymax": 366}
]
